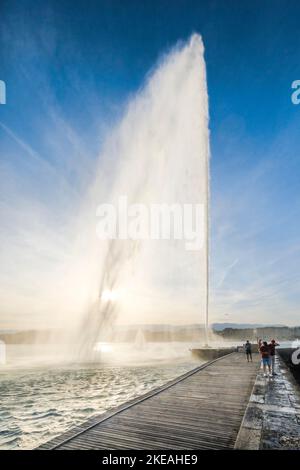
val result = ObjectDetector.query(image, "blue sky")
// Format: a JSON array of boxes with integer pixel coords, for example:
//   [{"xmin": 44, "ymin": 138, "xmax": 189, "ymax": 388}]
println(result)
[{"xmin": 1, "ymin": 0, "xmax": 300, "ymax": 326}]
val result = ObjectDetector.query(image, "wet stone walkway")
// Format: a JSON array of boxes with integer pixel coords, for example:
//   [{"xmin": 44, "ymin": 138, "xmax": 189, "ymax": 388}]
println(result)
[{"xmin": 235, "ymin": 355, "xmax": 300, "ymax": 449}]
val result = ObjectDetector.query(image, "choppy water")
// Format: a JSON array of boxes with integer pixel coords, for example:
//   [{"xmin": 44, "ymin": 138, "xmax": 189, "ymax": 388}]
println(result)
[{"xmin": 0, "ymin": 359, "xmax": 198, "ymax": 450}]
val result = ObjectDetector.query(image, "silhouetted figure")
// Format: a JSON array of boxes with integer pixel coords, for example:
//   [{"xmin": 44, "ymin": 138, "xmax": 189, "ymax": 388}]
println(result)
[
  {"xmin": 268, "ymin": 339, "xmax": 280, "ymax": 376},
  {"xmin": 244, "ymin": 340, "xmax": 252, "ymax": 362}
]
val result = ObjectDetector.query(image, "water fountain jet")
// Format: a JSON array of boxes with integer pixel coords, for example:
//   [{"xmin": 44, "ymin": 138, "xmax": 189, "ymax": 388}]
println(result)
[{"xmin": 1, "ymin": 34, "xmax": 211, "ymax": 364}]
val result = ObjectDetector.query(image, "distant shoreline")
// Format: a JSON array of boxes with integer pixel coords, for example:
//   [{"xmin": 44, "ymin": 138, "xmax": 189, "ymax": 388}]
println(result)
[{"xmin": 1, "ymin": 324, "xmax": 300, "ymax": 345}]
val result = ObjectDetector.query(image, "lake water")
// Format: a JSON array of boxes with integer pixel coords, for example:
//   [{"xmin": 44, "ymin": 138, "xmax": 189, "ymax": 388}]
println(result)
[
  {"xmin": 0, "ymin": 343, "xmax": 200, "ymax": 450},
  {"xmin": 2, "ymin": 339, "xmax": 294, "ymax": 450}
]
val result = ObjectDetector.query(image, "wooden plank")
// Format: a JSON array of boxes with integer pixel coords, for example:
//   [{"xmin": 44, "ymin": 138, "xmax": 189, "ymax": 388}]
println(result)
[{"xmin": 38, "ymin": 352, "xmax": 259, "ymax": 450}]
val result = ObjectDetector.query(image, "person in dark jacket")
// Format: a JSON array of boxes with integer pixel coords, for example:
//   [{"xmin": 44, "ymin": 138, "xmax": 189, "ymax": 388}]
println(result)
[
  {"xmin": 244, "ymin": 340, "xmax": 252, "ymax": 362},
  {"xmin": 268, "ymin": 339, "xmax": 280, "ymax": 376}
]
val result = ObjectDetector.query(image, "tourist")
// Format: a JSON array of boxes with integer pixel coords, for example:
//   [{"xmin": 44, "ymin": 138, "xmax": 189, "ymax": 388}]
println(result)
[
  {"xmin": 244, "ymin": 340, "xmax": 252, "ymax": 362},
  {"xmin": 268, "ymin": 339, "xmax": 280, "ymax": 376},
  {"xmin": 258, "ymin": 339, "xmax": 271, "ymax": 377}
]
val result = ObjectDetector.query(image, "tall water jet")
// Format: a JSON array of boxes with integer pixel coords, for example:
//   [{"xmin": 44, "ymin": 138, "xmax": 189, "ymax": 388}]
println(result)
[
  {"xmin": 74, "ymin": 33, "xmax": 210, "ymax": 359},
  {"xmin": 0, "ymin": 34, "xmax": 210, "ymax": 362}
]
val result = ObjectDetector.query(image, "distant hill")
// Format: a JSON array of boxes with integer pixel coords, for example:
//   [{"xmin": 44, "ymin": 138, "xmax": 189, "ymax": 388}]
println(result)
[
  {"xmin": 216, "ymin": 325, "xmax": 300, "ymax": 341},
  {"xmin": 211, "ymin": 323, "xmax": 288, "ymax": 331},
  {"xmin": 1, "ymin": 323, "xmax": 298, "ymax": 344}
]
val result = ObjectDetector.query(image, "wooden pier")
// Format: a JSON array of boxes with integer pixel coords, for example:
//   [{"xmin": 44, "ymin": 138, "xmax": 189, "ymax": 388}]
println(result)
[{"xmin": 38, "ymin": 352, "xmax": 259, "ymax": 450}]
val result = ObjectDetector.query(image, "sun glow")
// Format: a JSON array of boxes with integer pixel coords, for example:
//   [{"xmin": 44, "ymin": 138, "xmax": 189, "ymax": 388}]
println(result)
[
  {"xmin": 93, "ymin": 341, "xmax": 113, "ymax": 353},
  {"xmin": 101, "ymin": 289, "xmax": 118, "ymax": 302}
]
